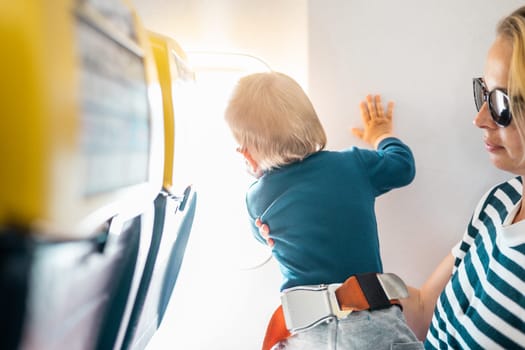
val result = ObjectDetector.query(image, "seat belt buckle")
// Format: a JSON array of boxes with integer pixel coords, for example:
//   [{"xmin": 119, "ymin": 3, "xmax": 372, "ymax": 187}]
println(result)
[
  {"xmin": 376, "ymin": 273, "xmax": 409, "ymax": 299},
  {"xmin": 280, "ymin": 284, "xmax": 351, "ymax": 334}
]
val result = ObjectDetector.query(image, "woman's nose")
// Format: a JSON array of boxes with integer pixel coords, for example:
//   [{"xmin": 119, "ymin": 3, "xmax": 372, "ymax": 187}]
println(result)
[{"xmin": 473, "ymin": 102, "xmax": 497, "ymax": 129}]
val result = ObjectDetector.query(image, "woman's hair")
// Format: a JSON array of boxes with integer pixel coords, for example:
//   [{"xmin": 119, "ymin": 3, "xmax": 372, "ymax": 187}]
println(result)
[
  {"xmin": 224, "ymin": 71, "xmax": 327, "ymax": 171},
  {"xmin": 497, "ymin": 6, "xmax": 525, "ymax": 133}
]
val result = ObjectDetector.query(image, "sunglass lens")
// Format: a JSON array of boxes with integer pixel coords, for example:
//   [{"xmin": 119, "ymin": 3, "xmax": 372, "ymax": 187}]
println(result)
[
  {"xmin": 473, "ymin": 79, "xmax": 485, "ymax": 111},
  {"xmin": 489, "ymin": 90, "xmax": 511, "ymax": 127}
]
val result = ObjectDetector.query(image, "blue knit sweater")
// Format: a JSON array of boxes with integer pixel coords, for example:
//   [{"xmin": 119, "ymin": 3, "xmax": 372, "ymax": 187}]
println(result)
[{"xmin": 246, "ymin": 137, "xmax": 415, "ymax": 291}]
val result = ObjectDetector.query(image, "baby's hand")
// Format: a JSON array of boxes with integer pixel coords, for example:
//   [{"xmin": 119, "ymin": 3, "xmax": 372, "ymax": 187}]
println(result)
[
  {"xmin": 255, "ymin": 217, "xmax": 274, "ymax": 248},
  {"xmin": 351, "ymin": 94, "xmax": 394, "ymax": 148}
]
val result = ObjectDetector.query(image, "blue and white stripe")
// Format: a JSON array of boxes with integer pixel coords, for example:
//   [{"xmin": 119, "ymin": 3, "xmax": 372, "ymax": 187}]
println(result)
[{"xmin": 425, "ymin": 177, "xmax": 525, "ymax": 350}]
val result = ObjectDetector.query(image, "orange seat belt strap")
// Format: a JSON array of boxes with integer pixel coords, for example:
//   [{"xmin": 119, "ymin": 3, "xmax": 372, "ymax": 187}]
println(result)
[{"xmin": 261, "ymin": 305, "xmax": 290, "ymax": 350}]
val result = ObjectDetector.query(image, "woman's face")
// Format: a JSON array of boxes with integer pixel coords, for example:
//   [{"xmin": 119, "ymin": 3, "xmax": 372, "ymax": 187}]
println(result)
[{"xmin": 473, "ymin": 36, "xmax": 525, "ymax": 174}]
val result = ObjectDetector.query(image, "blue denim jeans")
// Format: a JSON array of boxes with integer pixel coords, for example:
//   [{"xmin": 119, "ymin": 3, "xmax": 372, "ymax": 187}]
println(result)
[{"xmin": 274, "ymin": 306, "xmax": 423, "ymax": 350}]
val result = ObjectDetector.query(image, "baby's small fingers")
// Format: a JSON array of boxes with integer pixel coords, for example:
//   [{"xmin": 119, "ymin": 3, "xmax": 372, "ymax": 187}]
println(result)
[
  {"xmin": 351, "ymin": 128, "xmax": 364, "ymax": 139},
  {"xmin": 366, "ymin": 95, "xmax": 378, "ymax": 120},
  {"xmin": 386, "ymin": 101, "xmax": 395, "ymax": 120},
  {"xmin": 374, "ymin": 95, "xmax": 385, "ymax": 119},
  {"xmin": 259, "ymin": 223, "xmax": 270, "ymax": 239},
  {"xmin": 360, "ymin": 101, "xmax": 370, "ymax": 122}
]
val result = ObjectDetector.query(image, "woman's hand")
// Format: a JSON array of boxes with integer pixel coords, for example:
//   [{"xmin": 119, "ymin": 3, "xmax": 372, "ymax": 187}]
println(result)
[
  {"xmin": 255, "ymin": 217, "xmax": 274, "ymax": 248},
  {"xmin": 351, "ymin": 94, "xmax": 394, "ymax": 149}
]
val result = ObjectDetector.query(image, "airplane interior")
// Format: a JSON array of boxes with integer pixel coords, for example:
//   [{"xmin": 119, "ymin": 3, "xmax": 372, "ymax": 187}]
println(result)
[{"xmin": 0, "ymin": 1, "xmax": 523, "ymax": 349}]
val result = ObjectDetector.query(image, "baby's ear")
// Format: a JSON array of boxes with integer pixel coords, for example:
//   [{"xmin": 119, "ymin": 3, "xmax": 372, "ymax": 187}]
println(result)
[{"xmin": 239, "ymin": 148, "xmax": 259, "ymax": 174}]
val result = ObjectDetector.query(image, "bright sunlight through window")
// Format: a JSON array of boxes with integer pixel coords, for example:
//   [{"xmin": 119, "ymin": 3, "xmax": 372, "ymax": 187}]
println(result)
[{"xmin": 174, "ymin": 51, "xmax": 273, "ymax": 271}]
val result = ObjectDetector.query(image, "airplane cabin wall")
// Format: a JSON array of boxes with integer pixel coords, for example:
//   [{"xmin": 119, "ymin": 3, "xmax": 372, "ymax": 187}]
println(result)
[
  {"xmin": 308, "ymin": 0, "xmax": 523, "ymax": 287},
  {"xmin": 132, "ymin": 0, "xmax": 308, "ymax": 87},
  {"xmin": 132, "ymin": 1, "xmax": 523, "ymax": 349}
]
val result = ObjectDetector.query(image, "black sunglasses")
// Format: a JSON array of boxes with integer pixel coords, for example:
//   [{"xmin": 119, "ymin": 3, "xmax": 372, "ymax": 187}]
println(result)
[{"xmin": 473, "ymin": 77, "xmax": 512, "ymax": 127}]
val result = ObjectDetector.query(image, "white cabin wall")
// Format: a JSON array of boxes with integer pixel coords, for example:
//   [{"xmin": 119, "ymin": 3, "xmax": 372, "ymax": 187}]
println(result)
[
  {"xmin": 307, "ymin": 0, "xmax": 523, "ymax": 287},
  {"xmin": 133, "ymin": 0, "xmax": 309, "ymax": 87}
]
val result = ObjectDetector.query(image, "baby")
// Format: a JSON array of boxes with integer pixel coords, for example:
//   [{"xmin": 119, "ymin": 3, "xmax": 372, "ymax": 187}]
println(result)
[{"xmin": 224, "ymin": 71, "xmax": 421, "ymax": 350}]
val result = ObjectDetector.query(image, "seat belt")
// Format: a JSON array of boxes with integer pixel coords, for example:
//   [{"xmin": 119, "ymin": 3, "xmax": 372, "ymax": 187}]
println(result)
[{"xmin": 262, "ymin": 272, "xmax": 408, "ymax": 350}]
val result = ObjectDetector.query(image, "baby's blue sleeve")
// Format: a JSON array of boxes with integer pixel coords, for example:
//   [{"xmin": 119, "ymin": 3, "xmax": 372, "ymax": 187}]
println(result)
[{"xmin": 356, "ymin": 137, "xmax": 416, "ymax": 195}]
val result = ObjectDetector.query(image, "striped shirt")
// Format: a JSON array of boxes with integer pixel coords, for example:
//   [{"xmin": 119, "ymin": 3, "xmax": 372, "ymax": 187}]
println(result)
[{"xmin": 425, "ymin": 177, "xmax": 525, "ymax": 349}]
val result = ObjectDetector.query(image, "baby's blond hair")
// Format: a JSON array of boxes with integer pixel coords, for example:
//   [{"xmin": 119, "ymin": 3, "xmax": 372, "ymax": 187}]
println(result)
[{"xmin": 225, "ymin": 72, "xmax": 326, "ymax": 171}]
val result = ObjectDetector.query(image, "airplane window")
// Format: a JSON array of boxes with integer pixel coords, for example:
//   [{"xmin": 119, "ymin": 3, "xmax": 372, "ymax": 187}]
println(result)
[{"xmin": 174, "ymin": 52, "xmax": 274, "ymax": 270}]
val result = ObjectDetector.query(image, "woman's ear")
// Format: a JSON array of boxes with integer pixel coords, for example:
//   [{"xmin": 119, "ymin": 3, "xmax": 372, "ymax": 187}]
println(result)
[{"xmin": 237, "ymin": 148, "xmax": 260, "ymax": 174}]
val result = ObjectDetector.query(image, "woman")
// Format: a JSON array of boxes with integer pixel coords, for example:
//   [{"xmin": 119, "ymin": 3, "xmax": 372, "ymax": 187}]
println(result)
[{"xmin": 402, "ymin": 6, "xmax": 525, "ymax": 349}]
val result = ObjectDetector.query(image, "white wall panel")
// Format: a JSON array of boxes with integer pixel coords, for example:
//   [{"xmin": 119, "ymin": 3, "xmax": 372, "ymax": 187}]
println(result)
[{"xmin": 308, "ymin": 0, "xmax": 522, "ymax": 286}]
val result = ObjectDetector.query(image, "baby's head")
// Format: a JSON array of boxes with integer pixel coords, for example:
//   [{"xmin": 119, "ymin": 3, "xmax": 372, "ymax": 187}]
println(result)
[{"xmin": 225, "ymin": 71, "xmax": 326, "ymax": 172}]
